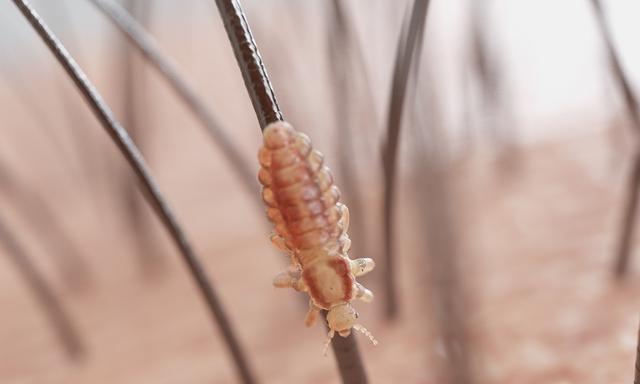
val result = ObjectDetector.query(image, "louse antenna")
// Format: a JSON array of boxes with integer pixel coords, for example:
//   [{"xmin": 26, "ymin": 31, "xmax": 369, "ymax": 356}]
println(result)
[
  {"xmin": 353, "ymin": 324, "xmax": 378, "ymax": 346},
  {"xmin": 323, "ymin": 329, "xmax": 335, "ymax": 356}
]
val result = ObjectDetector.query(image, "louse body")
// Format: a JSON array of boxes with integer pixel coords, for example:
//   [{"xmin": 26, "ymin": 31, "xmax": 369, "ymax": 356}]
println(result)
[{"xmin": 258, "ymin": 121, "xmax": 376, "ymax": 351}]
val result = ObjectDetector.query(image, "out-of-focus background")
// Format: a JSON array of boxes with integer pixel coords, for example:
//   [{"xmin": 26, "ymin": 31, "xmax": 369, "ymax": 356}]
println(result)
[{"xmin": 1, "ymin": 0, "xmax": 640, "ymax": 383}]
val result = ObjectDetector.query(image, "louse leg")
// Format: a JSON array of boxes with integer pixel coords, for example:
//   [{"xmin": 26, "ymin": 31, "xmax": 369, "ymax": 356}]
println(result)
[
  {"xmin": 272, "ymin": 266, "xmax": 307, "ymax": 292},
  {"xmin": 350, "ymin": 258, "xmax": 375, "ymax": 277},
  {"xmin": 353, "ymin": 282, "xmax": 374, "ymax": 303},
  {"xmin": 304, "ymin": 300, "xmax": 321, "ymax": 327}
]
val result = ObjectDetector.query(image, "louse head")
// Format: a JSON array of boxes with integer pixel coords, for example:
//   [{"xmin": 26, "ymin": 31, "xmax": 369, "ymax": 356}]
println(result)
[
  {"xmin": 323, "ymin": 303, "xmax": 378, "ymax": 355},
  {"xmin": 326, "ymin": 303, "xmax": 359, "ymax": 336}
]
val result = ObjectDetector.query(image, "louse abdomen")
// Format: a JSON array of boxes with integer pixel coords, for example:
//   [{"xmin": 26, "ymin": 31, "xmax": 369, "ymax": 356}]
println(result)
[{"xmin": 258, "ymin": 122, "xmax": 344, "ymax": 264}]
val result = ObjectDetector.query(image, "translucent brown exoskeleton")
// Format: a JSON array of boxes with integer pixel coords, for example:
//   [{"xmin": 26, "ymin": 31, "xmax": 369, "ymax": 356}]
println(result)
[{"xmin": 258, "ymin": 121, "xmax": 377, "ymax": 354}]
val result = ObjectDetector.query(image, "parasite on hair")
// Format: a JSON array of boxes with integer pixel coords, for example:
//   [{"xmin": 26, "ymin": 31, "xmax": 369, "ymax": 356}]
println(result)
[{"xmin": 258, "ymin": 121, "xmax": 377, "ymax": 354}]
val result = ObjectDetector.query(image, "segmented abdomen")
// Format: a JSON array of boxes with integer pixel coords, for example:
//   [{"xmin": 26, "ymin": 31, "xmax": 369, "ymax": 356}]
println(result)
[{"xmin": 258, "ymin": 122, "xmax": 346, "ymax": 267}]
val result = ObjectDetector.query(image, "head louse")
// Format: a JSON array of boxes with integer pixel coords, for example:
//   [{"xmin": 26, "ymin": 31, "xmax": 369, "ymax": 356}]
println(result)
[{"xmin": 258, "ymin": 121, "xmax": 377, "ymax": 352}]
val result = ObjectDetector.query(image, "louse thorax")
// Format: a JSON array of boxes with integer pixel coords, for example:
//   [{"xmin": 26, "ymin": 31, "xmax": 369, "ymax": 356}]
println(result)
[
  {"xmin": 302, "ymin": 254, "xmax": 355, "ymax": 310},
  {"xmin": 296, "ymin": 247, "xmax": 333, "ymax": 268}
]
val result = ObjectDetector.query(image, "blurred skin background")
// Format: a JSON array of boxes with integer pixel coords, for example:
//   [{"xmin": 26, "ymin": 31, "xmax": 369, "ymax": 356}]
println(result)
[{"xmin": 1, "ymin": 0, "xmax": 640, "ymax": 383}]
